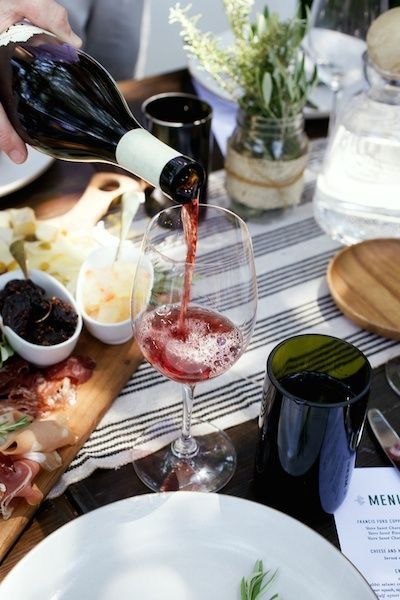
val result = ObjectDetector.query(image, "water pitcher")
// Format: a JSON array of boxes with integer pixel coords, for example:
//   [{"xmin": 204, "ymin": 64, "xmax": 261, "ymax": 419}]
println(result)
[{"xmin": 313, "ymin": 52, "xmax": 400, "ymax": 245}]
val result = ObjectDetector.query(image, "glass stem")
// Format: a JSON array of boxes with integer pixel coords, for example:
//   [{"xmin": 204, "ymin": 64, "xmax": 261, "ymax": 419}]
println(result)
[{"xmin": 171, "ymin": 384, "xmax": 199, "ymax": 458}]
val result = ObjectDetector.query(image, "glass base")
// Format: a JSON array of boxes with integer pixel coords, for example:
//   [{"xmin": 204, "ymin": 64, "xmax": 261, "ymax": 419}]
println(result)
[
  {"xmin": 385, "ymin": 357, "xmax": 400, "ymax": 396},
  {"xmin": 132, "ymin": 417, "xmax": 237, "ymax": 493}
]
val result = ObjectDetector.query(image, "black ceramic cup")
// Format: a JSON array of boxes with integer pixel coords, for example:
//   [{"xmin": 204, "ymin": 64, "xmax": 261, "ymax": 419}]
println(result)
[
  {"xmin": 254, "ymin": 333, "xmax": 372, "ymax": 524},
  {"xmin": 142, "ymin": 92, "xmax": 213, "ymax": 215}
]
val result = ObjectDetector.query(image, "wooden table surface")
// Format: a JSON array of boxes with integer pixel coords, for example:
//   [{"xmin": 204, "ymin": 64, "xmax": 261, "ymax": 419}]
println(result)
[{"xmin": 0, "ymin": 68, "xmax": 399, "ymax": 581}]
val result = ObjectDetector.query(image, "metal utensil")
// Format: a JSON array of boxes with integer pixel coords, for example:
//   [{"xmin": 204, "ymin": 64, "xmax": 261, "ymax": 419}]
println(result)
[
  {"xmin": 114, "ymin": 190, "xmax": 143, "ymax": 263},
  {"xmin": 9, "ymin": 240, "xmax": 52, "ymax": 323},
  {"xmin": 9, "ymin": 239, "xmax": 29, "ymax": 279},
  {"xmin": 367, "ymin": 408, "xmax": 400, "ymax": 475}
]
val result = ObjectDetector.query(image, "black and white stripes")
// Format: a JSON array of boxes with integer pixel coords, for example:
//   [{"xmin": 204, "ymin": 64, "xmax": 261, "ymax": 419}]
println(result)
[{"xmin": 50, "ymin": 167, "xmax": 400, "ymax": 495}]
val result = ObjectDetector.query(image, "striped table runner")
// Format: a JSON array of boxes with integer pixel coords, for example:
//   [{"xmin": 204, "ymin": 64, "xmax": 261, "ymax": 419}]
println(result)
[{"xmin": 51, "ymin": 141, "xmax": 400, "ymax": 495}]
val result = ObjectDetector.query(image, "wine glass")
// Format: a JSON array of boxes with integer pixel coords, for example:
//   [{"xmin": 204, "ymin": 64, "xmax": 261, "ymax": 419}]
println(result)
[
  {"xmin": 386, "ymin": 358, "xmax": 400, "ymax": 396},
  {"xmin": 303, "ymin": 0, "xmax": 387, "ymax": 127},
  {"xmin": 131, "ymin": 204, "xmax": 257, "ymax": 492}
]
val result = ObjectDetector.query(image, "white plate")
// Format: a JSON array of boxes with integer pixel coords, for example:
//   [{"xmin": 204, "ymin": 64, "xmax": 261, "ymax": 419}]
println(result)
[
  {"xmin": 0, "ymin": 146, "xmax": 54, "ymax": 198},
  {"xmin": 0, "ymin": 492, "xmax": 376, "ymax": 599},
  {"xmin": 187, "ymin": 30, "xmax": 363, "ymax": 120}
]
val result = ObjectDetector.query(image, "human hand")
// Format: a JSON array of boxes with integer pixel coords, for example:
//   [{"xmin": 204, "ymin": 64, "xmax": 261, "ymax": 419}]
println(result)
[{"xmin": 0, "ymin": 0, "xmax": 82, "ymax": 163}]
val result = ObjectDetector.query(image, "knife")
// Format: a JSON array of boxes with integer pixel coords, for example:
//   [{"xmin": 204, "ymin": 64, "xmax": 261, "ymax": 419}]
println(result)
[{"xmin": 367, "ymin": 409, "xmax": 400, "ymax": 475}]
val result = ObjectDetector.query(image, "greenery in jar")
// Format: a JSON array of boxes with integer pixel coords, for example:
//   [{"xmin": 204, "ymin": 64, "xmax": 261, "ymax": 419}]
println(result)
[{"xmin": 169, "ymin": 0, "xmax": 317, "ymax": 120}]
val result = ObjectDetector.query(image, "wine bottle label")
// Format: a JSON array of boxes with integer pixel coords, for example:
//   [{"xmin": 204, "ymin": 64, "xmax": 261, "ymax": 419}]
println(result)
[
  {"xmin": 0, "ymin": 23, "xmax": 52, "ymax": 47},
  {"xmin": 116, "ymin": 129, "xmax": 180, "ymax": 189}
]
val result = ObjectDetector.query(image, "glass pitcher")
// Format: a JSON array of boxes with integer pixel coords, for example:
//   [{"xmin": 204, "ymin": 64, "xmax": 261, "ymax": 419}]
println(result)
[{"xmin": 313, "ymin": 52, "xmax": 400, "ymax": 245}]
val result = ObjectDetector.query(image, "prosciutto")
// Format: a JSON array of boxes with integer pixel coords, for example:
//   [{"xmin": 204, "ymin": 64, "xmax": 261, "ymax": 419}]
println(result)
[
  {"xmin": 0, "ymin": 357, "xmax": 30, "ymax": 396},
  {"xmin": 0, "ymin": 454, "xmax": 42, "ymax": 519},
  {"xmin": 0, "ymin": 415, "xmax": 77, "ymax": 455},
  {"xmin": 44, "ymin": 356, "xmax": 96, "ymax": 384},
  {"xmin": 0, "ymin": 410, "xmax": 76, "ymax": 519},
  {"xmin": 0, "ymin": 354, "xmax": 95, "ymax": 519},
  {"xmin": 0, "ymin": 355, "xmax": 95, "ymax": 417}
]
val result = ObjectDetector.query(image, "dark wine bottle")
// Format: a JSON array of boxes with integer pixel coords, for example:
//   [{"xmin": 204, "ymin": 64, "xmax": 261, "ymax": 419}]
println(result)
[{"xmin": 0, "ymin": 22, "xmax": 204, "ymax": 203}]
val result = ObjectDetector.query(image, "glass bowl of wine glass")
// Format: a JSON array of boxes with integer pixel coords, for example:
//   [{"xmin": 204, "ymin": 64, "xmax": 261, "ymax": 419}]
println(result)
[{"xmin": 131, "ymin": 203, "xmax": 257, "ymax": 493}]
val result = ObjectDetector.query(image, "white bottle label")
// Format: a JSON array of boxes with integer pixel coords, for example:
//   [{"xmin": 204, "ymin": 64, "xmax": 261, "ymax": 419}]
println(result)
[
  {"xmin": 0, "ymin": 22, "xmax": 52, "ymax": 47},
  {"xmin": 116, "ymin": 129, "xmax": 180, "ymax": 189}
]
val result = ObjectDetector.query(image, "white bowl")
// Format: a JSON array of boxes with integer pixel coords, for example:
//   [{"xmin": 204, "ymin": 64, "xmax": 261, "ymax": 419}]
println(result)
[
  {"xmin": 76, "ymin": 243, "xmax": 150, "ymax": 345},
  {"xmin": 0, "ymin": 269, "xmax": 82, "ymax": 367}
]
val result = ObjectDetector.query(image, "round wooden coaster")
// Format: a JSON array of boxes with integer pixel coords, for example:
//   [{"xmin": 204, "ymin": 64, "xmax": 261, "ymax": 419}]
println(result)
[{"xmin": 327, "ymin": 239, "xmax": 400, "ymax": 340}]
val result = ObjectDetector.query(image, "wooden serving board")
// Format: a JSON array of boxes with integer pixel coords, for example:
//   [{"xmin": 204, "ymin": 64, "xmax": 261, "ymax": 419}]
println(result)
[
  {"xmin": 327, "ymin": 239, "xmax": 400, "ymax": 339},
  {"xmin": 0, "ymin": 330, "xmax": 143, "ymax": 562},
  {"xmin": 43, "ymin": 171, "xmax": 143, "ymax": 229},
  {"xmin": 0, "ymin": 171, "xmax": 146, "ymax": 562}
]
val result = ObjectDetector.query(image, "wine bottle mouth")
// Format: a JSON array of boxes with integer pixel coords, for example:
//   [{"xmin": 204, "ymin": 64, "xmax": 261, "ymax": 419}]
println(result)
[{"xmin": 160, "ymin": 157, "xmax": 205, "ymax": 204}]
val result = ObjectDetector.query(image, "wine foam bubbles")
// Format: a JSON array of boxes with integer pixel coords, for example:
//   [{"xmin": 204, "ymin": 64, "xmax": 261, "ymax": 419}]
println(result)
[{"xmin": 137, "ymin": 306, "xmax": 242, "ymax": 379}]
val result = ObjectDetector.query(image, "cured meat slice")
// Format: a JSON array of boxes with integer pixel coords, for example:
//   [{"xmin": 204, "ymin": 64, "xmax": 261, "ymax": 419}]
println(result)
[
  {"xmin": 44, "ymin": 356, "xmax": 96, "ymax": 384},
  {"xmin": 1, "ymin": 355, "xmax": 95, "ymax": 417},
  {"xmin": 0, "ymin": 455, "xmax": 42, "ymax": 519},
  {"xmin": 0, "ymin": 416, "xmax": 77, "ymax": 455},
  {"xmin": 22, "ymin": 450, "xmax": 62, "ymax": 471},
  {"xmin": 0, "ymin": 357, "xmax": 30, "ymax": 397}
]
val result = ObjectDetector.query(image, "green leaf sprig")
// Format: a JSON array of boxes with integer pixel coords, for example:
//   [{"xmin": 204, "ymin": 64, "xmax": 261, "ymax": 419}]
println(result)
[
  {"xmin": 240, "ymin": 559, "xmax": 280, "ymax": 600},
  {"xmin": 170, "ymin": 1, "xmax": 317, "ymax": 119},
  {"xmin": 0, "ymin": 333, "xmax": 14, "ymax": 368},
  {"xmin": 0, "ymin": 415, "xmax": 31, "ymax": 445}
]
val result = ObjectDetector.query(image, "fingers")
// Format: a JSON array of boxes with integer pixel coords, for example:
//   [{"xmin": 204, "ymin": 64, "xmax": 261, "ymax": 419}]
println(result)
[
  {"xmin": 0, "ymin": 104, "xmax": 27, "ymax": 163},
  {"xmin": 0, "ymin": 0, "xmax": 82, "ymax": 162},
  {"xmin": 22, "ymin": 0, "xmax": 82, "ymax": 46},
  {"xmin": 0, "ymin": 0, "xmax": 82, "ymax": 47}
]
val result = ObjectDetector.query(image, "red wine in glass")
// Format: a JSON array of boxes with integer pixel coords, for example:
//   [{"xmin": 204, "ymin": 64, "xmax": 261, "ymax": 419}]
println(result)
[
  {"xmin": 131, "ymin": 202, "xmax": 257, "ymax": 493},
  {"xmin": 136, "ymin": 304, "xmax": 243, "ymax": 385}
]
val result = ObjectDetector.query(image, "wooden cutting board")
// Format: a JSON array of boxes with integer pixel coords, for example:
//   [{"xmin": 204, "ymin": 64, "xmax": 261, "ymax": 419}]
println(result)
[
  {"xmin": 0, "ymin": 172, "xmax": 145, "ymax": 562},
  {"xmin": 43, "ymin": 171, "xmax": 143, "ymax": 229},
  {"xmin": 0, "ymin": 329, "xmax": 143, "ymax": 563},
  {"xmin": 327, "ymin": 239, "xmax": 400, "ymax": 339}
]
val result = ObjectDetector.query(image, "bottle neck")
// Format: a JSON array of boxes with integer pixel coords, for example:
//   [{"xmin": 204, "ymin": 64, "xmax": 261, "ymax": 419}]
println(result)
[{"xmin": 116, "ymin": 129, "xmax": 204, "ymax": 203}]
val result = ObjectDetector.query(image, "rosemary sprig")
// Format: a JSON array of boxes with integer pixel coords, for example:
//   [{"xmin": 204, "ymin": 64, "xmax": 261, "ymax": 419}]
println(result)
[
  {"xmin": 0, "ymin": 416, "xmax": 31, "ymax": 442},
  {"xmin": 240, "ymin": 560, "xmax": 280, "ymax": 600}
]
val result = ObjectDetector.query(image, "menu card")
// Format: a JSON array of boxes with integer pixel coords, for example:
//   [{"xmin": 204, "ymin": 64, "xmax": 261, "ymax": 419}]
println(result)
[{"xmin": 334, "ymin": 467, "xmax": 400, "ymax": 599}]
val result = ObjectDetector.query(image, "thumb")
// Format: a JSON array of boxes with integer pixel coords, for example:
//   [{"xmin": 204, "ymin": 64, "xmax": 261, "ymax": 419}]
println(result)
[{"xmin": 1, "ymin": 0, "xmax": 82, "ymax": 47}]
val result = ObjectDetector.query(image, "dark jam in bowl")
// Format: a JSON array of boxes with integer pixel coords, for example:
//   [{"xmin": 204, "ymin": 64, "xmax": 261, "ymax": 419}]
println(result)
[{"xmin": 0, "ymin": 279, "xmax": 78, "ymax": 345}]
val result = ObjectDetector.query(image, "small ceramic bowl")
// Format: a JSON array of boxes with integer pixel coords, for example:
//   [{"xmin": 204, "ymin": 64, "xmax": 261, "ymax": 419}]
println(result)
[
  {"xmin": 0, "ymin": 269, "xmax": 82, "ymax": 367},
  {"xmin": 76, "ymin": 243, "xmax": 151, "ymax": 345}
]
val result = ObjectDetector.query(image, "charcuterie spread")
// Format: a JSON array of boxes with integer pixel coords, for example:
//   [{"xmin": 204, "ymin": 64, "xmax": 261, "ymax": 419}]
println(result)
[
  {"xmin": 0, "ymin": 206, "xmax": 104, "ymax": 520},
  {"xmin": 0, "ymin": 354, "xmax": 95, "ymax": 519},
  {"xmin": 0, "ymin": 198, "xmax": 144, "ymax": 561}
]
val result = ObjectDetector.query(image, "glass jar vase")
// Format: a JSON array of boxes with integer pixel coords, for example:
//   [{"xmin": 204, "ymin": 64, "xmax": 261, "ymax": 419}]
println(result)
[{"xmin": 225, "ymin": 110, "xmax": 309, "ymax": 214}]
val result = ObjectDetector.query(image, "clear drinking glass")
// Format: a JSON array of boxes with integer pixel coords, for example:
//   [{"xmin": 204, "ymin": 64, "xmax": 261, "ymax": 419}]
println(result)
[
  {"xmin": 131, "ymin": 204, "xmax": 257, "ymax": 492},
  {"xmin": 303, "ymin": 0, "xmax": 387, "ymax": 128}
]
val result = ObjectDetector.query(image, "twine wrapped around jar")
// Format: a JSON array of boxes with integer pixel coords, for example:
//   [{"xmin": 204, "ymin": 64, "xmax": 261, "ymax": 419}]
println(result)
[{"xmin": 225, "ymin": 111, "xmax": 309, "ymax": 212}]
